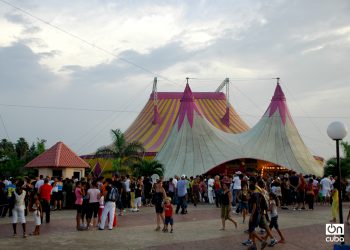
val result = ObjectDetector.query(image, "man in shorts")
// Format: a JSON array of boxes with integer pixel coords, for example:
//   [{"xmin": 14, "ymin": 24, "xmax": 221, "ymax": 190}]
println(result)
[{"xmin": 243, "ymin": 179, "xmax": 271, "ymax": 250}]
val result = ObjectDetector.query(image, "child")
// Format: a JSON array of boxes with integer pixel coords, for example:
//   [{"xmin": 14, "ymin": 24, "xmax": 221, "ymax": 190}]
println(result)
[
  {"xmin": 163, "ymin": 197, "xmax": 174, "ymax": 233},
  {"xmin": 265, "ymin": 192, "xmax": 285, "ymax": 246},
  {"xmin": 30, "ymin": 195, "xmax": 42, "ymax": 235}
]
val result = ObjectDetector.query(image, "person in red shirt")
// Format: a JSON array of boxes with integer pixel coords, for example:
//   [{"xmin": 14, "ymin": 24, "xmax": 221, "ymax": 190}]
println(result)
[
  {"xmin": 163, "ymin": 197, "xmax": 173, "ymax": 233},
  {"xmin": 39, "ymin": 178, "xmax": 52, "ymax": 223}
]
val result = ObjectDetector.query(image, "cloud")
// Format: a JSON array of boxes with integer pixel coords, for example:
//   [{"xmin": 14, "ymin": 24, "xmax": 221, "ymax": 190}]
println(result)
[
  {"xmin": 61, "ymin": 42, "xmax": 195, "ymax": 87},
  {"xmin": 0, "ymin": 43, "xmax": 57, "ymax": 92},
  {"xmin": 4, "ymin": 13, "xmax": 26, "ymax": 24},
  {"xmin": 4, "ymin": 12, "xmax": 41, "ymax": 34},
  {"xmin": 0, "ymin": 0, "xmax": 350, "ymax": 159}
]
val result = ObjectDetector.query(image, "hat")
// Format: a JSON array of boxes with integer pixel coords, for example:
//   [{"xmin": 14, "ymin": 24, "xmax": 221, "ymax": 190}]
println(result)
[
  {"xmin": 181, "ymin": 174, "xmax": 186, "ymax": 178},
  {"xmin": 235, "ymin": 171, "xmax": 242, "ymax": 175}
]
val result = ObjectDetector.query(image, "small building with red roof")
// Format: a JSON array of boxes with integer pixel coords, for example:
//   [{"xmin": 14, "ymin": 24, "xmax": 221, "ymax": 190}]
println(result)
[{"xmin": 25, "ymin": 141, "xmax": 90, "ymax": 179}]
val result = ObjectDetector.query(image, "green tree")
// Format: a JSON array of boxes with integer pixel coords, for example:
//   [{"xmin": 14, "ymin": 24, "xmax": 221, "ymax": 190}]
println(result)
[
  {"xmin": 0, "ymin": 137, "xmax": 46, "ymax": 177},
  {"xmin": 0, "ymin": 139, "xmax": 16, "ymax": 159},
  {"xmin": 15, "ymin": 137, "xmax": 29, "ymax": 161},
  {"xmin": 95, "ymin": 129, "xmax": 144, "ymax": 174},
  {"xmin": 36, "ymin": 138, "xmax": 46, "ymax": 155},
  {"xmin": 324, "ymin": 141, "xmax": 350, "ymax": 178},
  {"xmin": 131, "ymin": 159, "xmax": 164, "ymax": 177}
]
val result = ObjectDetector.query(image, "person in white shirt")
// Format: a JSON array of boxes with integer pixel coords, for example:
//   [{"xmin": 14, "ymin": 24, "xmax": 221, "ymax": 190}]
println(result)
[
  {"xmin": 124, "ymin": 175, "xmax": 131, "ymax": 209},
  {"xmin": 207, "ymin": 176, "xmax": 214, "ymax": 204},
  {"xmin": 35, "ymin": 175, "xmax": 44, "ymax": 193},
  {"xmin": 173, "ymin": 175, "xmax": 178, "ymax": 189},
  {"xmin": 86, "ymin": 180, "xmax": 101, "ymax": 228},
  {"xmin": 12, "ymin": 181, "xmax": 27, "ymax": 238},
  {"xmin": 231, "ymin": 171, "xmax": 242, "ymax": 207},
  {"xmin": 320, "ymin": 176, "xmax": 332, "ymax": 205}
]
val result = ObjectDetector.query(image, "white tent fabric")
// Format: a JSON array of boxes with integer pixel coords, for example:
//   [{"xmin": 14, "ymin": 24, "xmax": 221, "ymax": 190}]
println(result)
[{"xmin": 156, "ymin": 83, "xmax": 323, "ymax": 178}]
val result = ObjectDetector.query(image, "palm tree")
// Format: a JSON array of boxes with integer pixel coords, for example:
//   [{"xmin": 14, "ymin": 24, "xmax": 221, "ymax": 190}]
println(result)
[
  {"xmin": 132, "ymin": 159, "xmax": 164, "ymax": 177},
  {"xmin": 95, "ymin": 129, "xmax": 144, "ymax": 174},
  {"xmin": 15, "ymin": 137, "xmax": 29, "ymax": 161},
  {"xmin": 324, "ymin": 141, "xmax": 350, "ymax": 177}
]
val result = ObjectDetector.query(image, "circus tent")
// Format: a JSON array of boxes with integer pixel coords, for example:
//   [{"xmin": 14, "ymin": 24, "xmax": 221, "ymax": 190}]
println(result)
[
  {"xmin": 156, "ymin": 82, "xmax": 323, "ymax": 177},
  {"xmin": 124, "ymin": 79, "xmax": 249, "ymax": 155}
]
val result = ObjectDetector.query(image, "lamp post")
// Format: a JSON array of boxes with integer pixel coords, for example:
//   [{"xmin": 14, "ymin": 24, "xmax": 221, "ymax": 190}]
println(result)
[{"xmin": 327, "ymin": 121, "xmax": 348, "ymax": 245}]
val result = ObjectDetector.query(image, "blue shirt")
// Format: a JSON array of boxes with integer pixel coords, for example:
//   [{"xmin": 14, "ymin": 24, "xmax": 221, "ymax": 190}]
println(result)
[
  {"xmin": 57, "ymin": 183, "xmax": 63, "ymax": 191},
  {"xmin": 177, "ymin": 180, "xmax": 187, "ymax": 197}
]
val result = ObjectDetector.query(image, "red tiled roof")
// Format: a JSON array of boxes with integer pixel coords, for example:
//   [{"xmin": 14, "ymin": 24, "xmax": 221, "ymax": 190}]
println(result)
[{"xmin": 25, "ymin": 141, "xmax": 90, "ymax": 168}]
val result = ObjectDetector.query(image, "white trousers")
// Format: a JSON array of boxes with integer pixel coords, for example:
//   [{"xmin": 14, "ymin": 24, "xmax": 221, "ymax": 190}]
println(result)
[
  {"xmin": 12, "ymin": 206, "xmax": 26, "ymax": 224},
  {"xmin": 208, "ymin": 190, "xmax": 214, "ymax": 204},
  {"xmin": 134, "ymin": 197, "xmax": 141, "ymax": 208},
  {"xmin": 99, "ymin": 201, "xmax": 115, "ymax": 229}
]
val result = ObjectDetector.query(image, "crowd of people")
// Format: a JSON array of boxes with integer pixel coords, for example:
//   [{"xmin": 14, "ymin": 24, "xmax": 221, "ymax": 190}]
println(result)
[{"xmin": 0, "ymin": 171, "xmax": 349, "ymax": 249}]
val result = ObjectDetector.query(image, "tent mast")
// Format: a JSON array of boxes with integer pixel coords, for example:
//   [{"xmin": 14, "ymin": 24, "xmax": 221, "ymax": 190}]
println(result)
[
  {"xmin": 216, "ymin": 78, "xmax": 230, "ymax": 127},
  {"xmin": 152, "ymin": 77, "xmax": 160, "ymax": 124}
]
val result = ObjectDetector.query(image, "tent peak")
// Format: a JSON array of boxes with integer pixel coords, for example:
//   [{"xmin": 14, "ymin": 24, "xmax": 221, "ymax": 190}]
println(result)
[
  {"xmin": 181, "ymin": 83, "xmax": 194, "ymax": 102},
  {"xmin": 177, "ymin": 83, "xmax": 202, "ymax": 130},
  {"xmin": 268, "ymin": 83, "xmax": 292, "ymax": 125}
]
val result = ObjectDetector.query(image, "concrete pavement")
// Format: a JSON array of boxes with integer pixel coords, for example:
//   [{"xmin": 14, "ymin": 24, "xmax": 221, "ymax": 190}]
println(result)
[{"xmin": 0, "ymin": 203, "xmax": 349, "ymax": 249}]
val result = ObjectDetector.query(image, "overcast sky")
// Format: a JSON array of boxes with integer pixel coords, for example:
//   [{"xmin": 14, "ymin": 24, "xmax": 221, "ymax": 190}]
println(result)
[{"xmin": 0, "ymin": 0, "xmax": 349, "ymax": 160}]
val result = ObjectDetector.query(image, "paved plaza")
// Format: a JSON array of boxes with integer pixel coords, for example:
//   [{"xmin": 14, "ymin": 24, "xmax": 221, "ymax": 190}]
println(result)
[{"xmin": 0, "ymin": 204, "xmax": 349, "ymax": 250}]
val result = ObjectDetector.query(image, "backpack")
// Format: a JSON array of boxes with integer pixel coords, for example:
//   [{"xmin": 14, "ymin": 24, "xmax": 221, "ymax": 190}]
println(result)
[{"xmin": 108, "ymin": 187, "xmax": 119, "ymax": 202}]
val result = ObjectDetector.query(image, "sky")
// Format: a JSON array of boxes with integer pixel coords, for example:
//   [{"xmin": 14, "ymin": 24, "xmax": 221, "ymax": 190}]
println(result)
[{"xmin": 0, "ymin": 0, "xmax": 349, "ymax": 160}]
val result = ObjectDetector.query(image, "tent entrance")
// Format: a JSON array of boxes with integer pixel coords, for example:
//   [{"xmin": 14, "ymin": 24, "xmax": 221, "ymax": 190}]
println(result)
[{"xmin": 205, "ymin": 158, "xmax": 288, "ymax": 177}]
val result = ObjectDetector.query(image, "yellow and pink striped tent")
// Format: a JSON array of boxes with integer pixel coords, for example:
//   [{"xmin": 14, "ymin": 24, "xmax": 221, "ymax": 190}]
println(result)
[{"xmin": 125, "ymin": 91, "xmax": 249, "ymax": 155}]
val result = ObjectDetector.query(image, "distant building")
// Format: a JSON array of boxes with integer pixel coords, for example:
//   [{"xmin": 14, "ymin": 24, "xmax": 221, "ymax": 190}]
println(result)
[{"xmin": 25, "ymin": 141, "xmax": 90, "ymax": 179}]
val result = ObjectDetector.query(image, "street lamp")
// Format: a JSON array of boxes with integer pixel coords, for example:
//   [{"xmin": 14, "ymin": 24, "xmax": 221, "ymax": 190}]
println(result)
[{"xmin": 327, "ymin": 121, "xmax": 348, "ymax": 245}]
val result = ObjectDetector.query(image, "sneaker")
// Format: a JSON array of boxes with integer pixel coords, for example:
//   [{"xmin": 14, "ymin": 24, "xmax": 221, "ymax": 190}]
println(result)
[
  {"xmin": 242, "ymin": 239, "xmax": 253, "ymax": 246},
  {"xmin": 269, "ymin": 239, "xmax": 278, "ymax": 246},
  {"xmin": 170, "ymin": 229, "xmax": 173, "ymax": 233},
  {"xmin": 261, "ymin": 241, "xmax": 268, "ymax": 250}
]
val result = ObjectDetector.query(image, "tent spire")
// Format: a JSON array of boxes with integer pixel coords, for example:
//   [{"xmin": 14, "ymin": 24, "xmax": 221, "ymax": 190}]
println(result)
[
  {"xmin": 216, "ymin": 78, "xmax": 230, "ymax": 127},
  {"xmin": 152, "ymin": 77, "xmax": 160, "ymax": 124},
  {"xmin": 177, "ymin": 80, "xmax": 202, "ymax": 130},
  {"xmin": 268, "ymin": 79, "xmax": 292, "ymax": 125}
]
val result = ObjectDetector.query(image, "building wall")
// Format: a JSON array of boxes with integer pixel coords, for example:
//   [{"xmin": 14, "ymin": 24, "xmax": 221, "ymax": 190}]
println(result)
[
  {"xmin": 37, "ymin": 168, "xmax": 86, "ymax": 180},
  {"xmin": 64, "ymin": 168, "xmax": 85, "ymax": 180},
  {"xmin": 38, "ymin": 168, "xmax": 53, "ymax": 178}
]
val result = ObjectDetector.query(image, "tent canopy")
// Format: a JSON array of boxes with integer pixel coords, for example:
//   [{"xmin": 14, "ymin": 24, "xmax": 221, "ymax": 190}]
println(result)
[{"xmin": 156, "ymin": 83, "xmax": 323, "ymax": 178}]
